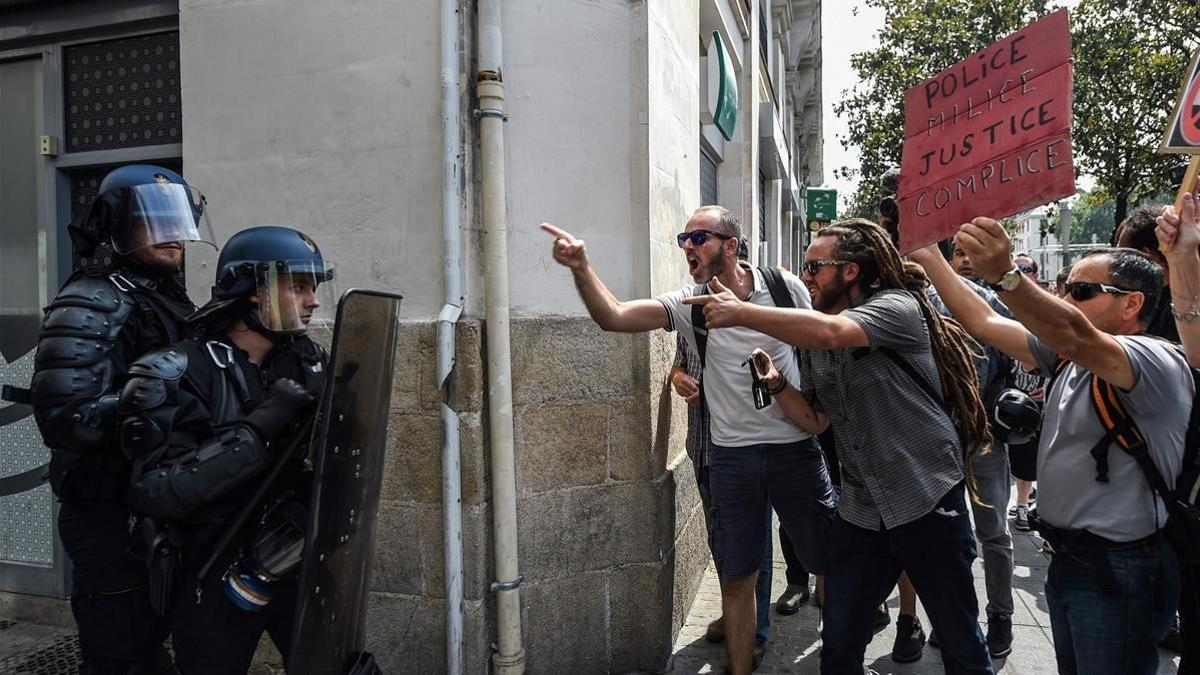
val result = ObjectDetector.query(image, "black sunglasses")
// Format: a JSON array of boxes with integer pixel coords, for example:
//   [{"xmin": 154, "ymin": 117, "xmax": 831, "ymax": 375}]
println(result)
[
  {"xmin": 1017, "ymin": 264, "xmax": 1037, "ymax": 275},
  {"xmin": 800, "ymin": 259, "xmax": 850, "ymax": 276},
  {"xmin": 676, "ymin": 229, "xmax": 734, "ymax": 248},
  {"xmin": 1065, "ymin": 281, "xmax": 1132, "ymax": 302}
]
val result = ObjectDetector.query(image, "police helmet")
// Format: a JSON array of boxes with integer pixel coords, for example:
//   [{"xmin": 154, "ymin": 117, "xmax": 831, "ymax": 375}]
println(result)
[
  {"xmin": 991, "ymin": 388, "xmax": 1042, "ymax": 445},
  {"xmin": 193, "ymin": 226, "xmax": 335, "ymax": 336},
  {"xmin": 69, "ymin": 164, "xmax": 215, "ymax": 258}
]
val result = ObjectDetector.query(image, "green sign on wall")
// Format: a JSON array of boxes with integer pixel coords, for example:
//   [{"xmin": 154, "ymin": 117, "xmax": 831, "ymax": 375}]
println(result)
[
  {"xmin": 709, "ymin": 31, "xmax": 737, "ymax": 141},
  {"xmin": 806, "ymin": 187, "xmax": 837, "ymax": 222}
]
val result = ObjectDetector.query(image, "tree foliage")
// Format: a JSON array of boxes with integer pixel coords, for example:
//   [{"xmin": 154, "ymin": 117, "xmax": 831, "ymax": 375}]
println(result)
[
  {"xmin": 1072, "ymin": 0, "xmax": 1197, "ymax": 226},
  {"xmin": 835, "ymin": 0, "xmax": 1199, "ymax": 229}
]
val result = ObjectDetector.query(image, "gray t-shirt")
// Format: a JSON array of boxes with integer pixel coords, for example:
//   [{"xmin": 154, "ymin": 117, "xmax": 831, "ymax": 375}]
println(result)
[
  {"xmin": 1030, "ymin": 333, "xmax": 1193, "ymax": 541},
  {"xmin": 800, "ymin": 289, "xmax": 963, "ymax": 530}
]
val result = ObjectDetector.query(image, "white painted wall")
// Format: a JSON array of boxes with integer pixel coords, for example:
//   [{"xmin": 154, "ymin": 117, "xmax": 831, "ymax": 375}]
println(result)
[
  {"xmin": 502, "ymin": 0, "xmax": 647, "ymax": 315},
  {"xmin": 179, "ymin": 0, "xmax": 446, "ymax": 318},
  {"xmin": 177, "ymin": 0, "xmax": 816, "ymax": 320}
]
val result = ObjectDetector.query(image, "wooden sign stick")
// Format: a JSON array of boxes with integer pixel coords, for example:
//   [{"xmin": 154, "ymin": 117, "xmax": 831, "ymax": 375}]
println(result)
[{"xmin": 1164, "ymin": 154, "xmax": 1200, "ymax": 252}]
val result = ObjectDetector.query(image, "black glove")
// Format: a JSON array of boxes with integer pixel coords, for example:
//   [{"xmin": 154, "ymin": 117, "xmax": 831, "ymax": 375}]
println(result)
[{"xmin": 245, "ymin": 378, "xmax": 314, "ymax": 441}]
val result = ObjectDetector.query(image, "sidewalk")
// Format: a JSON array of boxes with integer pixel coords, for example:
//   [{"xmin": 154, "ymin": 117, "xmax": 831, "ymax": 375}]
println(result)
[{"xmin": 667, "ymin": 515, "xmax": 1182, "ymax": 674}]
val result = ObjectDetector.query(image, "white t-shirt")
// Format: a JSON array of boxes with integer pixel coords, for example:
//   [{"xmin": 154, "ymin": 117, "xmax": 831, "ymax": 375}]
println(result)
[{"xmin": 656, "ymin": 266, "xmax": 813, "ymax": 448}]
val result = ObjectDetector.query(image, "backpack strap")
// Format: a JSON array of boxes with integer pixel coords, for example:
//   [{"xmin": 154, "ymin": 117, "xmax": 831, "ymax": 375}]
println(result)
[
  {"xmin": 1085, "ymin": 373, "xmax": 1177, "ymax": 510},
  {"xmin": 691, "ymin": 284, "xmax": 709, "ymax": 367},
  {"xmin": 759, "ymin": 265, "xmax": 795, "ymax": 310},
  {"xmin": 877, "ymin": 347, "xmax": 947, "ymax": 412}
]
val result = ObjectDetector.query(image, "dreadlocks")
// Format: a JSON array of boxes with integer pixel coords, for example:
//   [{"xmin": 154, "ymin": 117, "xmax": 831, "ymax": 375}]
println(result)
[{"xmin": 817, "ymin": 218, "xmax": 991, "ymax": 500}]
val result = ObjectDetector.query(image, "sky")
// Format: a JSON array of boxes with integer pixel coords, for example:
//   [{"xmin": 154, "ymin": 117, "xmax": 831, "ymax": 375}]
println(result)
[{"xmin": 820, "ymin": 0, "xmax": 885, "ymax": 211}]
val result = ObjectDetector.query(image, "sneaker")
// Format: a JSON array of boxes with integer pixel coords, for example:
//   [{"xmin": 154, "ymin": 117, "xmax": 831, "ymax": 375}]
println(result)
[
  {"xmin": 1159, "ymin": 615, "xmax": 1183, "ymax": 654},
  {"xmin": 705, "ymin": 616, "xmax": 725, "ymax": 643},
  {"xmin": 1008, "ymin": 503, "xmax": 1028, "ymax": 516},
  {"xmin": 891, "ymin": 614, "xmax": 926, "ymax": 663},
  {"xmin": 987, "ymin": 613, "xmax": 1013, "ymax": 658},
  {"xmin": 1014, "ymin": 505, "xmax": 1031, "ymax": 532},
  {"xmin": 775, "ymin": 584, "xmax": 810, "ymax": 615}
]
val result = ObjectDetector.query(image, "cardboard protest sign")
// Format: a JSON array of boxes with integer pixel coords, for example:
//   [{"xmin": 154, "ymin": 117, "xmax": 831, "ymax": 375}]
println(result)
[
  {"xmin": 897, "ymin": 9, "xmax": 1076, "ymax": 253},
  {"xmin": 1162, "ymin": 49, "xmax": 1200, "ymax": 153}
]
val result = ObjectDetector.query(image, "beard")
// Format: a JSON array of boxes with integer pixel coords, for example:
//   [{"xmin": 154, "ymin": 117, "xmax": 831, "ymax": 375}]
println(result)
[
  {"xmin": 811, "ymin": 272, "xmax": 850, "ymax": 313},
  {"xmin": 692, "ymin": 253, "xmax": 730, "ymax": 283}
]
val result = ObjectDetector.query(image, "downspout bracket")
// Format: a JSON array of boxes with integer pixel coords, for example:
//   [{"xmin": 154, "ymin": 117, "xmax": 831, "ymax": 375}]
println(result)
[
  {"xmin": 490, "ymin": 575, "xmax": 524, "ymax": 593},
  {"xmin": 474, "ymin": 108, "xmax": 509, "ymax": 121}
]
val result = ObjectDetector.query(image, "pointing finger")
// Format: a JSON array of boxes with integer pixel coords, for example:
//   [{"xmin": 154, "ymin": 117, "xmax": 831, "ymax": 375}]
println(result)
[
  {"xmin": 681, "ymin": 295, "xmax": 715, "ymax": 306},
  {"xmin": 540, "ymin": 222, "xmax": 575, "ymax": 242}
]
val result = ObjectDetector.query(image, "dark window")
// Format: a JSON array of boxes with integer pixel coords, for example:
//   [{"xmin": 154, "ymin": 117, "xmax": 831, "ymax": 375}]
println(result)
[
  {"xmin": 759, "ymin": 10, "xmax": 769, "ymax": 66},
  {"xmin": 759, "ymin": 171, "xmax": 767, "ymax": 241},
  {"xmin": 63, "ymin": 31, "xmax": 182, "ymax": 152},
  {"xmin": 700, "ymin": 152, "xmax": 718, "ymax": 206}
]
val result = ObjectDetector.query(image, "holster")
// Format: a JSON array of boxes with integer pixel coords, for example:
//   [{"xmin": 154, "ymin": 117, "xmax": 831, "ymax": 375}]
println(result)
[{"xmin": 141, "ymin": 517, "xmax": 182, "ymax": 616}]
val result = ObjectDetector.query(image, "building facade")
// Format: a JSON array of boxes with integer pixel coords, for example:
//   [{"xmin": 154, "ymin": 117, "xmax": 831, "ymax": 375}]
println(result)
[{"xmin": 0, "ymin": 0, "xmax": 823, "ymax": 671}]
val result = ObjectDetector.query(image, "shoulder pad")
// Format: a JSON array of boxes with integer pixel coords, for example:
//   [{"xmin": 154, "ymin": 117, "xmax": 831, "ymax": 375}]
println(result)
[
  {"xmin": 39, "ymin": 278, "xmax": 136, "ymax": 343},
  {"xmin": 127, "ymin": 348, "xmax": 188, "ymax": 381},
  {"xmin": 48, "ymin": 276, "xmax": 133, "ymax": 312}
]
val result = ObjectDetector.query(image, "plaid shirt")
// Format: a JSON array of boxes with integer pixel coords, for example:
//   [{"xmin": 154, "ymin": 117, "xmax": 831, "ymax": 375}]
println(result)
[
  {"xmin": 799, "ymin": 289, "xmax": 964, "ymax": 530},
  {"xmin": 673, "ymin": 333, "xmax": 711, "ymax": 472}
]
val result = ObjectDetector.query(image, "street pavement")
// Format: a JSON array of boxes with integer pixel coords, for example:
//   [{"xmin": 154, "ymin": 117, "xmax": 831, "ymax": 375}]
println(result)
[{"xmin": 667, "ymin": 508, "xmax": 1183, "ymax": 674}]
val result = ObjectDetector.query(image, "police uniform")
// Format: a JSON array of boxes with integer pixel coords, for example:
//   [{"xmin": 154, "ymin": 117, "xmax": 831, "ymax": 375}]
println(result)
[
  {"xmin": 29, "ymin": 164, "xmax": 207, "ymax": 675},
  {"xmin": 119, "ymin": 333, "xmax": 325, "ymax": 674}
]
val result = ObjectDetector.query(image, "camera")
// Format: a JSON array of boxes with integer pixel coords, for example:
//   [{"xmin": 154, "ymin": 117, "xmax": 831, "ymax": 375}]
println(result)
[{"xmin": 877, "ymin": 167, "xmax": 901, "ymax": 244}]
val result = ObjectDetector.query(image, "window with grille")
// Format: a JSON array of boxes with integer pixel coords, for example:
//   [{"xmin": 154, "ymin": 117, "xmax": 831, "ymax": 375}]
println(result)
[
  {"xmin": 700, "ymin": 152, "xmax": 719, "ymax": 206},
  {"xmin": 63, "ymin": 31, "xmax": 181, "ymax": 153}
]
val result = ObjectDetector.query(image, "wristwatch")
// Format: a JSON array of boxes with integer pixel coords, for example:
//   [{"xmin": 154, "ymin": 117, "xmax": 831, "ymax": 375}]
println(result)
[{"xmin": 986, "ymin": 266, "xmax": 1023, "ymax": 292}]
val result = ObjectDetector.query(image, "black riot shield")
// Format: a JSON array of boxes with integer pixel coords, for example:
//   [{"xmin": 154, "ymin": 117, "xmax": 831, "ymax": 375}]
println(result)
[{"xmin": 289, "ymin": 289, "xmax": 401, "ymax": 674}]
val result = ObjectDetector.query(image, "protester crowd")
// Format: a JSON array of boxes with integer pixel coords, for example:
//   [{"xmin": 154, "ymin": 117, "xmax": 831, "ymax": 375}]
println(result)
[{"xmin": 544, "ymin": 184, "xmax": 1200, "ymax": 674}]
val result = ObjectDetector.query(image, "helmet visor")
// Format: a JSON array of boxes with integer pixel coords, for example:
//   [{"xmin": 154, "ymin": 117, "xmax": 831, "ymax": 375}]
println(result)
[
  {"xmin": 253, "ymin": 259, "xmax": 337, "ymax": 335},
  {"xmin": 111, "ymin": 183, "xmax": 217, "ymax": 254}
]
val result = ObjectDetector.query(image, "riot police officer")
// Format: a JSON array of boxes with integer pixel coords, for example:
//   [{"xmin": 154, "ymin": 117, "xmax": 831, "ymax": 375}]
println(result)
[
  {"xmin": 117, "ymin": 225, "xmax": 332, "ymax": 674},
  {"xmin": 29, "ymin": 164, "xmax": 215, "ymax": 674}
]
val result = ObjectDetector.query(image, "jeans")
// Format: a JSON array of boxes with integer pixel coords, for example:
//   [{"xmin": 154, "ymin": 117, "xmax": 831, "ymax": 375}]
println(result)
[
  {"xmin": 709, "ymin": 440, "xmax": 837, "ymax": 579},
  {"xmin": 1181, "ymin": 561, "xmax": 1200, "ymax": 675},
  {"xmin": 821, "ymin": 483, "xmax": 992, "ymax": 675},
  {"xmin": 696, "ymin": 464, "xmax": 773, "ymax": 645},
  {"xmin": 1045, "ymin": 537, "xmax": 1179, "ymax": 675},
  {"xmin": 969, "ymin": 445, "xmax": 1014, "ymax": 619}
]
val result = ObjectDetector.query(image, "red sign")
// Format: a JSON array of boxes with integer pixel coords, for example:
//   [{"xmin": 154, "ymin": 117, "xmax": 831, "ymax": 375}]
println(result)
[{"xmin": 897, "ymin": 9, "xmax": 1075, "ymax": 253}]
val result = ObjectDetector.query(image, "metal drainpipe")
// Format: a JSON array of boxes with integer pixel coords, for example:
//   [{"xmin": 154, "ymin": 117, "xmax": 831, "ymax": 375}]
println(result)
[
  {"xmin": 439, "ymin": 0, "xmax": 465, "ymax": 672},
  {"xmin": 476, "ymin": 0, "xmax": 526, "ymax": 672}
]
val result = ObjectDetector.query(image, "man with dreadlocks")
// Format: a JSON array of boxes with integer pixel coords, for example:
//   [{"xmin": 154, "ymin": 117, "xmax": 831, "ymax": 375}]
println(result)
[
  {"xmin": 687, "ymin": 218, "xmax": 993, "ymax": 674},
  {"xmin": 909, "ymin": 217, "xmax": 1188, "ymax": 675}
]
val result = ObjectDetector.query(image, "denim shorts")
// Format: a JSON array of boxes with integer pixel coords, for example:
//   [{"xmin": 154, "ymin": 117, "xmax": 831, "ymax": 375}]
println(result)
[{"xmin": 708, "ymin": 438, "xmax": 838, "ymax": 580}]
